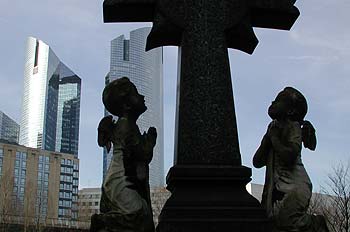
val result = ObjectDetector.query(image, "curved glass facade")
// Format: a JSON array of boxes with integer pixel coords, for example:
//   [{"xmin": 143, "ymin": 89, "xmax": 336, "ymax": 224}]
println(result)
[
  {"xmin": 0, "ymin": 111, "xmax": 20, "ymax": 144},
  {"xmin": 20, "ymin": 37, "xmax": 81, "ymax": 156},
  {"xmin": 104, "ymin": 27, "xmax": 164, "ymax": 187}
]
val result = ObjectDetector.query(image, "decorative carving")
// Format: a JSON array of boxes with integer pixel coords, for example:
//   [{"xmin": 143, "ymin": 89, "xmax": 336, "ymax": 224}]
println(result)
[
  {"xmin": 253, "ymin": 87, "xmax": 329, "ymax": 232},
  {"xmin": 90, "ymin": 77, "xmax": 156, "ymax": 232}
]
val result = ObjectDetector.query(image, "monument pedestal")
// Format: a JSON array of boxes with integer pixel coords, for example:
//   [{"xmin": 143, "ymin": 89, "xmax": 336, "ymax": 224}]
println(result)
[{"xmin": 157, "ymin": 165, "xmax": 270, "ymax": 232}]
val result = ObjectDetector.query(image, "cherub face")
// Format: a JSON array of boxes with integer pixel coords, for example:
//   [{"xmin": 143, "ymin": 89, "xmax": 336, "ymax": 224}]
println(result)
[
  {"xmin": 128, "ymin": 85, "xmax": 147, "ymax": 116},
  {"xmin": 268, "ymin": 91, "xmax": 291, "ymax": 120}
]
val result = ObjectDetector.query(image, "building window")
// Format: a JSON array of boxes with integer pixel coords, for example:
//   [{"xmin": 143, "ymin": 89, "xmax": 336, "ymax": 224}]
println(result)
[{"xmin": 123, "ymin": 40, "xmax": 130, "ymax": 61}]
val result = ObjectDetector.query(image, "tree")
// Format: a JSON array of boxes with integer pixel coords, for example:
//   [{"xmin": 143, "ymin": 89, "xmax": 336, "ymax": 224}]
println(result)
[
  {"xmin": 0, "ymin": 168, "xmax": 15, "ymax": 232},
  {"xmin": 320, "ymin": 161, "xmax": 350, "ymax": 232},
  {"xmin": 308, "ymin": 192, "xmax": 325, "ymax": 215}
]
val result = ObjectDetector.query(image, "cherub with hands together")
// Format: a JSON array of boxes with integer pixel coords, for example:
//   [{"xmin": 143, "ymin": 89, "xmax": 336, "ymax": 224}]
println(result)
[
  {"xmin": 253, "ymin": 87, "xmax": 328, "ymax": 232},
  {"xmin": 91, "ymin": 77, "xmax": 156, "ymax": 232}
]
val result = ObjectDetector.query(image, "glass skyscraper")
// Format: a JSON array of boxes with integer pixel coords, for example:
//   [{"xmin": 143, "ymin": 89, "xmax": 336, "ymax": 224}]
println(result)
[
  {"xmin": 20, "ymin": 37, "xmax": 81, "ymax": 157},
  {"xmin": 0, "ymin": 110, "xmax": 20, "ymax": 144},
  {"xmin": 104, "ymin": 27, "xmax": 164, "ymax": 187}
]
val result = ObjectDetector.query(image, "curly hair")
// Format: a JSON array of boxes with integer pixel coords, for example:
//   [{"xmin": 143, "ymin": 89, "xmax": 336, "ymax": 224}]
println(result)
[
  {"xmin": 283, "ymin": 87, "xmax": 307, "ymax": 122},
  {"xmin": 102, "ymin": 77, "xmax": 134, "ymax": 117},
  {"xmin": 283, "ymin": 87, "xmax": 316, "ymax": 151}
]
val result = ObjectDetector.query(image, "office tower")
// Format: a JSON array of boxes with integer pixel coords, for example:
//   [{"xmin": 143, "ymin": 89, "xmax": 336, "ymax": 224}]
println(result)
[
  {"xmin": 0, "ymin": 142, "xmax": 79, "ymax": 224},
  {"xmin": 20, "ymin": 37, "xmax": 81, "ymax": 156},
  {"xmin": 104, "ymin": 27, "xmax": 164, "ymax": 187},
  {"xmin": 0, "ymin": 111, "xmax": 20, "ymax": 144}
]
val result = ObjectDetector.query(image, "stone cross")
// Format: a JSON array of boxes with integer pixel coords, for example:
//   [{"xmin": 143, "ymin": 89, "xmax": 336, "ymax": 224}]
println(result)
[
  {"xmin": 103, "ymin": 0, "xmax": 299, "ymax": 167},
  {"xmin": 103, "ymin": 1, "xmax": 299, "ymax": 231}
]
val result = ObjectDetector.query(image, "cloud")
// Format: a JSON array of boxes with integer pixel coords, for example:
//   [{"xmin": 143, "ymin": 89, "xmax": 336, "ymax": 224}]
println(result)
[{"xmin": 290, "ymin": 30, "xmax": 350, "ymax": 54}]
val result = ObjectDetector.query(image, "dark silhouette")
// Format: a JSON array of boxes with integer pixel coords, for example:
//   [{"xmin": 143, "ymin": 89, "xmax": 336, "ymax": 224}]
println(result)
[
  {"xmin": 253, "ymin": 87, "xmax": 329, "ymax": 232},
  {"xmin": 90, "ymin": 77, "xmax": 156, "ymax": 232}
]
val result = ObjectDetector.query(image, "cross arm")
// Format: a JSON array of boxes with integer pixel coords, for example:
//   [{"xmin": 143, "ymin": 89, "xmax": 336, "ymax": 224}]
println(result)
[
  {"xmin": 103, "ymin": 0, "xmax": 155, "ymax": 22},
  {"xmin": 248, "ymin": 0, "xmax": 300, "ymax": 30}
]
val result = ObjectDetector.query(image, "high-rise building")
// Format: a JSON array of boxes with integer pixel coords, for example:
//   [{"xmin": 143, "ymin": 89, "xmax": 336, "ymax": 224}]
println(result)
[
  {"xmin": 104, "ymin": 27, "xmax": 164, "ymax": 187},
  {"xmin": 19, "ymin": 37, "xmax": 81, "ymax": 156},
  {"xmin": 0, "ymin": 111, "xmax": 20, "ymax": 144},
  {"xmin": 0, "ymin": 142, "xmax": 79, "ymax": 226}
]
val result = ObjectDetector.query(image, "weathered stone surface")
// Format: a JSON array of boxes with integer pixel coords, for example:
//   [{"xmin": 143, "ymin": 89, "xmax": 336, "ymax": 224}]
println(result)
[
  {"xmin": 103, "ymin": 0, "xmax": 300, "ymax": 167},
  {"xmin": 253, "ymin": 87, "xmax": 329, "ymax": 232},
  {"xmin": 103, "ymin": 0, "xmax": 300, "ymax": 231}
]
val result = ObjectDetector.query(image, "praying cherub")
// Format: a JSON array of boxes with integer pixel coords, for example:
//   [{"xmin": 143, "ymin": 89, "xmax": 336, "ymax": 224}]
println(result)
[
  {"xmin": 91, "ymin": 77, "xmax": 156, "ymax": 232},
  {"xmin": 253, "ymin": 87, "xmax": 328, "ymax": 232}
]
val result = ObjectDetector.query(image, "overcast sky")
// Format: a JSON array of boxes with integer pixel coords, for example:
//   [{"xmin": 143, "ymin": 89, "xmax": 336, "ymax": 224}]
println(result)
[{"xmin": 0, "ymin": 0, "xmax": 349, "ymax": 191}]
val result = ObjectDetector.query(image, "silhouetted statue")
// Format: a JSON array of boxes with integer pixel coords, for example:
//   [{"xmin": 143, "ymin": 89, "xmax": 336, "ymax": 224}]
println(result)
[
  {"xmin": 90, "ymin": 77, "xmax": 156, "ymax": 232},
  {"xmin": 253, "ymin": 87, "xmax": 329, "ymax": 232}
]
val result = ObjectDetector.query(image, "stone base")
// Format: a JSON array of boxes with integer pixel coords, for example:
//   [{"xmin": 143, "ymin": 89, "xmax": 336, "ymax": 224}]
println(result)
[{"xmin": 156, "ymin": 165, "xmax": 270, "ymax": 232}]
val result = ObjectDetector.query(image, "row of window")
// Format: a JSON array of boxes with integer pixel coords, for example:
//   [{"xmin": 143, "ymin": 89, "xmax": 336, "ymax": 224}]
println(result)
[
  {"xmin": 37, "ymin": 189, "xmax": 48, "ymax": 197},
  {"xmin": 14, "ymin": 152, "xmax": 27, "ymax": 187},
  {"xmin": 13, "ymin": 186, "xmax": 25, "ymax": 194},
  {"xmin": 59, "ymin": 199, "xmax": 72, "ymax": 207},
  {"xmin": 79, "ymin": 194, "xmax": 100, "ymax": 199},
  {"xmin": 16, "ymin": 151, "xmax": 27, "ymax": 160},
  {"xmin": 59, "ymin": 191, "xmax": 72, "ymax": 199},
  {"xmin": 73, "ymin": 171, "xmax": 78, "ymax": 178},
  {"xmin": 60, "ymin": 183, "xmax": 73, "ymax": 191},
  {"xmin": 39, "ymin": 155, "xmax": 50, "ymax": 163},
  {"xmin": 37, "ymin": 180, "xmax": 49, "ymax": 187},
  {"xmin": 80, "ymin": 201, "xmax": 99, "ymax": 206},
  {"xmin": 58, "ymin": 209, "xmax": 78, "ymax": 220},
  {"xmin": 36, "ymin": 197, "xmax": 48, "ymax": 205},
  {"xmin": 15, "ymin": 159, "xmax": 26, "ymax": 168},
  {"xmin": 38, "ymin": 172, "xmax": 49, "ymax": 181},
  {"xmin": 60, "ymin": 174, "xmax": 73, "ymax": 182},
  {"xmin": 38, "ymin": 162, "xmax": 50, "ymax": 171},
  {"xmin": 14, "ymin": 177, "xmax": 25, "ymax": 186},
  {"xmin": 36, "ymin": 206, "xmax": 48, "ymax": 215},
  {"xmin": 61, "ymin": 158, "xmax": 78, "ymax": 170},
  {"xmin": 61, "ymin": 166, "xmax": 74, "ymax": 174},
  {"xmin": 14, "ymin": 168, "xmax": 26, "ymax": 177},
  {"xmin": 58, "ymin": 208, "xmax": 71, "ymax": 217}
]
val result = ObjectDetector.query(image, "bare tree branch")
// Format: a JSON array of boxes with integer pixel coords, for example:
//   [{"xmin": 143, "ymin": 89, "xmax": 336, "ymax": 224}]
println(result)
[{"xmin": 319, "ymin": 160, "xmax": 350, "ymax": 232}]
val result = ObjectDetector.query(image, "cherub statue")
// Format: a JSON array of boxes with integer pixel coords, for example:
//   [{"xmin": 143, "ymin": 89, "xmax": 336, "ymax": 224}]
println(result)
[
  {"xmin": 90, "ymin": 77, "xmax": 156, "ymax": 232},
  {"xmin": 253, "ymin": 87, "xmax": 329, "ymax": 232}
]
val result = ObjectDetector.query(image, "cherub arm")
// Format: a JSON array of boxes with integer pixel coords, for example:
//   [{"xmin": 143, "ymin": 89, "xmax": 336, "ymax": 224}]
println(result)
[
  {"xmin": 268, "ymin": 121, "xmax": 302, "ymax": 166},
  {"xmin": 121, "ymin": 124, "xmax": 157, "ymax": 163},
  {"xmin": 139, "ymin": 127, "xmax": 157, "ymax": 163},
  {"xmin": 253, "ymin": 133, "xmax": 271, "ymax": 168}
]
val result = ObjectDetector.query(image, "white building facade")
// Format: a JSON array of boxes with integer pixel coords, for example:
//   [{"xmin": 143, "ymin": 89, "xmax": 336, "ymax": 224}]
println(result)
[{"xmin": 20, "ymin": 37, "xmax": 81, "ymax": 156}]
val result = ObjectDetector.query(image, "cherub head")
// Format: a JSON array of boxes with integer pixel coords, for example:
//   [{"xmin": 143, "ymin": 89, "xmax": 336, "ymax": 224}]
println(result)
[
  {"xmin": 268, "ymin": 87, "xmax": 307, "ymax": 122},
  {"xmin": 102, "ymin": 77, "xmax": 147, "ymax": 119}
]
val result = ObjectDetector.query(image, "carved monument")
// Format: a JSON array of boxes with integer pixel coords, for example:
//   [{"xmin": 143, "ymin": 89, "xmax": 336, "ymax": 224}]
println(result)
[
  {"xmin": 253, "ymin": 87, "xmax": 329, "ymax": 232},
  {"xmin": 102, "ymin": 0, "xmax": 300, "ymax": 231},
  {"xmin": 91, "ymin": 77, "xmax": 156, "ymax": 232}
]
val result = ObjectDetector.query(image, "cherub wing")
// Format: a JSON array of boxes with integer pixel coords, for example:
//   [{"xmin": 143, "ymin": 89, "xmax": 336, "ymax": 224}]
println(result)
[{"xmin": 97, "ymin": 115, "xmax": 114, "ymax": 153}]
